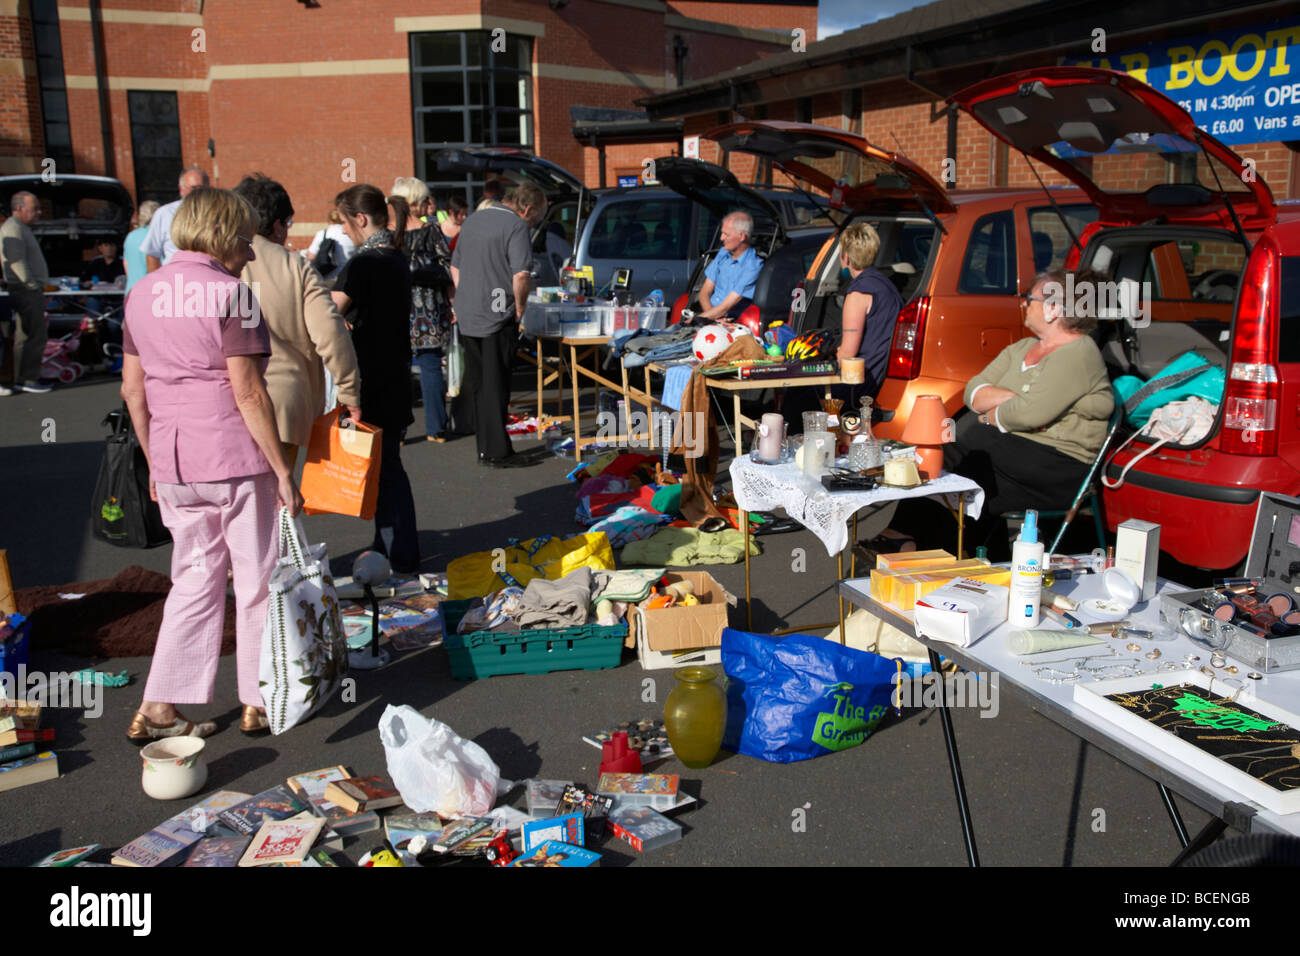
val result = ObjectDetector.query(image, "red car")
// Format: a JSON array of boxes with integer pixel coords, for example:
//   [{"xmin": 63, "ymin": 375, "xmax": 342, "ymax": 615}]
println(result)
[{"xmin": 949, "ymin": 66, "xmax": 1300, "ymax": 570}]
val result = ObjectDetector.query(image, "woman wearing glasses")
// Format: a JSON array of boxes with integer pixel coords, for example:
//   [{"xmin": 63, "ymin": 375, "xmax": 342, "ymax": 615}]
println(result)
[
  {"xmin": 884, "ymin": 269, "xmax": 1113, "ymax": 558},
  {"xmin": 119, "ymin": 187, "xmax": 302, "ymax": 740},
  {"xmin": 945, "ymin": 268, "xmax": 1114, "ymax": 557}
]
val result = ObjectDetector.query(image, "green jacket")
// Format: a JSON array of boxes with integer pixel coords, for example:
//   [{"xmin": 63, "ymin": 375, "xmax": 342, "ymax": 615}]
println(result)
[{"xmin": 964, "ymin": 336, "xmax": 1114, "ymax": 464}]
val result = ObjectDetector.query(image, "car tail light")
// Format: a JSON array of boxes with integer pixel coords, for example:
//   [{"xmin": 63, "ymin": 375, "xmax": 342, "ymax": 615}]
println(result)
[
  {"xmin": 888, "ymin": 296, "xmax": 930, "ymax": 380},
  {"xmin": 737, "ymin": 304, "xmax": 762, "ymax": 338},
  {"xmin": 1221, "ymin": 235, "xmax": 1280, "ymax": 456}
]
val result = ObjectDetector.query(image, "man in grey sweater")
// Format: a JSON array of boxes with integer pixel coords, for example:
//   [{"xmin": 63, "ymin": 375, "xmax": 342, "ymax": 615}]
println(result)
[{"xmin": 0, "ymin": 191, "xmax": 52, "ymax": 394}]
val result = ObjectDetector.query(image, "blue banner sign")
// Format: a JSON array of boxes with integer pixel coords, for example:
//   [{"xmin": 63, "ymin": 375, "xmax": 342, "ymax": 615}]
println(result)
[{"xmin": 1066, "ymin": 17, "xmax": 1300, "ymax": 145}]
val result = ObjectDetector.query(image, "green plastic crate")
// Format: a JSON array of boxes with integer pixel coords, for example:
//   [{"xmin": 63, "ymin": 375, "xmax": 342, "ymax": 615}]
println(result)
[{"xmin": 438, "ymin": 599, "xmax": 627, "ymax": 679}]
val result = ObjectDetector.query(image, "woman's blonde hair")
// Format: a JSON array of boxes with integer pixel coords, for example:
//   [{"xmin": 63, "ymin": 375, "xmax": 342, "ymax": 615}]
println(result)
[
  {"xmin": 392, "ymin": 176, "xmax": 431, "ymax": 207},
  {"xmin": 136, "ymin": 199, "xmax": 161, "ymax": 228},
  {"xmin": 170, "ymin": 187, "xmax": 255, "ymax": 261},
  {"xmin": 840, "ymin": 221, "xmax": 881, "ymax": 271}
]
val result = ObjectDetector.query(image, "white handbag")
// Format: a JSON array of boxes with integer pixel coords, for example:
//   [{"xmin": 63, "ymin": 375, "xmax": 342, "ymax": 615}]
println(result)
[
  {"xmin": 259, "ymin": 507, "xmax": 349, "ymax": 735},
  {"xmin": 1102, "ymin": 396, "xmax": 1218, "ymax": 490}
]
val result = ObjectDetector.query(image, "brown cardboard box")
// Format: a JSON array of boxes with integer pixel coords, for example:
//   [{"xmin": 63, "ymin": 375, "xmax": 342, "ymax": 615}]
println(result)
[{"xmin": 636, "ymin": 571, "xmax": 733, "ymax": 652}]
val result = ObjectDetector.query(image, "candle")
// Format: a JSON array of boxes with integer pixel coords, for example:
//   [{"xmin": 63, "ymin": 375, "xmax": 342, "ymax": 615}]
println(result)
[
  {"xmin": 840, "ymin": 357, "xmax": 865, "ymax": 384},
  {"xmin": 757, "ymin": 413, "xmax": 785, "ymax": 461}
]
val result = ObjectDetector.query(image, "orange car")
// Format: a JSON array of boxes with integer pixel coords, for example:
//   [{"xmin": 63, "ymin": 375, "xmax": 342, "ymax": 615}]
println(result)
[{"xmin": 706, "ymin": 120, "xmax": 1097, "ymax": 439}]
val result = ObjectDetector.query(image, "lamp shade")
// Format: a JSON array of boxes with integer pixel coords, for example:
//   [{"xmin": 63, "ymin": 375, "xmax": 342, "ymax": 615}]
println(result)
[{"xmin": 901, "ymin": 395, "xmax": 950, "ymax": 446}]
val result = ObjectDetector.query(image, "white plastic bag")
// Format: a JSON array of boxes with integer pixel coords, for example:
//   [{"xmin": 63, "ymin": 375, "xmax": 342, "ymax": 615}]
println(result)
[
  {"xmin": 446, "ymin": 325, "xmax": 464, "ymax": 398},
  {"xmin": 259, "ymin": 507, "xmax": 349, "ymax": 734},
  {"xmin": 378, "ymin": 704, "xmax": 500, "ymax": 817}
]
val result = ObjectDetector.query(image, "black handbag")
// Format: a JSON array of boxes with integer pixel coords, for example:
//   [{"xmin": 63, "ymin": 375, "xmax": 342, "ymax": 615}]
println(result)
[
  {"xmin": 90, "ymin": 405, "xmax": 171, "ymax": 548},
  {"xmin": 314, "ymin": 236, "xmax": 340, "ymax": 275}
]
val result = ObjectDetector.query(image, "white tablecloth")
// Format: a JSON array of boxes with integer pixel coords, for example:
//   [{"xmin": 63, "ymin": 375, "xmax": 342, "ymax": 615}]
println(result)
[{"xmin": 729, "ymin": 455, "xmax": 985, "ymax": 556}]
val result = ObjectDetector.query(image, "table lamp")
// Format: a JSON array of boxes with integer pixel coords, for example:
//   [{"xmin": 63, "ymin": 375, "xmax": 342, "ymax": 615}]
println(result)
[{"xmin": 900, "ymin": 394, "xmax": 951, "ymax": 481}]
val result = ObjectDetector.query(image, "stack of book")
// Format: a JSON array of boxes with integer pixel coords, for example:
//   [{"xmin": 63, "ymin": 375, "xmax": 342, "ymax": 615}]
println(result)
[{"xmin": 0, "ymin": 701, "xmax": 57, "ymax": 794}]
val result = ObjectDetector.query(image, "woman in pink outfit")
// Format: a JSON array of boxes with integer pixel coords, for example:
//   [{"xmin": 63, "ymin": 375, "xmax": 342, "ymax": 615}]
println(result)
[{"xmin": 119, "ymin": 187, "xmax": 304, "ymax": 741}]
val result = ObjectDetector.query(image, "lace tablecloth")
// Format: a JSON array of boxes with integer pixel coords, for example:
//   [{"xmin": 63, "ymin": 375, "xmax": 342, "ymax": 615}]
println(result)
[{"xmin": 729, "ymin": 456, "xmax": 985, "ymax": 556}]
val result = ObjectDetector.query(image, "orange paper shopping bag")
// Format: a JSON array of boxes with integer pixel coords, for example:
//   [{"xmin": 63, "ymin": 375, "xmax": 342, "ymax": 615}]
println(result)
[{"xmin": 301, "ymin": 408, "xmax": 382, "ymax": 521}]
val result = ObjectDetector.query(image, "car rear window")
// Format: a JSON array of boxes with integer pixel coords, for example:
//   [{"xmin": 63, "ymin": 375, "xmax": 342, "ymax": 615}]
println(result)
[
  {"xmin": 959, "ymin": 210, "xmax": 1017, "ymax": 295},
  {"xmin": 1028, "ymin": 204, "xmax": 1097, "ymax": 272},
  {"xmin": 587, "ymin": 198, "xmax": 689, "ymax": 260}
]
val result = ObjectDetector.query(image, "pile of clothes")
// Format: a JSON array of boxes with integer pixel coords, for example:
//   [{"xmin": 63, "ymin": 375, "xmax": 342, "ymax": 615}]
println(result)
[{"xmin": 456, "ymin": 566, "xmax": 667, "ymax": 635}]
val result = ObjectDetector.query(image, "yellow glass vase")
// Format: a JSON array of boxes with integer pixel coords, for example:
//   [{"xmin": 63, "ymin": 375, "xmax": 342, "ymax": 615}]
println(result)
[{"xmin": 664, "ymin": 666, "xmax": 726, "ymax": 769}]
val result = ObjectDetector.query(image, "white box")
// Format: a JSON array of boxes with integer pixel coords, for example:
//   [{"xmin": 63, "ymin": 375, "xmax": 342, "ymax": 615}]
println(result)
[
  {"xmin": 913, "ymin": 577, "xmax": 1009, "ymax": 648},
  {"xmin": 1115, "ymin": 518, "xmax": 1160, "ymax": 603},
  {"xmin": 632, "ymin": 611, "xmax": 723, "ymax": 670}
]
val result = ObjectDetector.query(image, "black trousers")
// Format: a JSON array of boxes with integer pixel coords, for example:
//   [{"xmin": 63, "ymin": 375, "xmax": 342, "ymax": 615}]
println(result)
[
  {"xmin": 372, "ymin": 427, "xmax": 420, "ymax": 573},
  {"xmin": 896, "ymin": 414, "xmax": 1090, "ymax": 560},
  {"xmin": 460, "ymin": 325, "xmax": 517, "ymax": 460}
]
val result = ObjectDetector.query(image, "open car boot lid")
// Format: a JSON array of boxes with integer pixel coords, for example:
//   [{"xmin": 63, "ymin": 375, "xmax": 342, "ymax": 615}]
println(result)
[
  {"xmin": 949, "ymin": 66, "xmax": 1276, "ymax": 231},
  {"xmin": 0, "ymin": 174, "xmax": 134, "ymax": 237},
  {"xmin": 432, "ymin": 147, "xmax": 585, "ymax": 202},
  {"xmin": 704, "ymin": 120, "xmax": 956, "ymax": 219},
  {"xmin": 651, "ymin": 156, "xmax": 787, "ymax": 245}
]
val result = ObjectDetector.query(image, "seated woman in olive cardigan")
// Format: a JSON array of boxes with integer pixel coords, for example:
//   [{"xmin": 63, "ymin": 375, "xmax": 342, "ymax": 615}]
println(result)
[{"xmin": 889, "ymin": 268, "xmax": 1114, "ymax": 558}]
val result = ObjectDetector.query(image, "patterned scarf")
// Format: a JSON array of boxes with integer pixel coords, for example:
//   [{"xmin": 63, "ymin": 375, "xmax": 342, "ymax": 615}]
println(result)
[{"xmin": 357, "ymin": 228, "xmax": 395, "ymax": 253}]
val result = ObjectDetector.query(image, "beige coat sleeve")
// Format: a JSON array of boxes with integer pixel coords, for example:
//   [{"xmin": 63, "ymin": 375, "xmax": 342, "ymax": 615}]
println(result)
[{"xmin": 298, "ymin": 258, "xmax": 361, "ymax": 407}]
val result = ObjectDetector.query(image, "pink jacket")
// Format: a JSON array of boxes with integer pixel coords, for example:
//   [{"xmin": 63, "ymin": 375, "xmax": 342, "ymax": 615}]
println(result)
[{"xmin": 122, "ymin": 251, "xmax": 272, "ymax": 483}]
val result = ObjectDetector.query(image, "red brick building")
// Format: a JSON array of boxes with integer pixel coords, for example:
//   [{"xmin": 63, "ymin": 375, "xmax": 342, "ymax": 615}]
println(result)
[
  {"xmin": 0, "ymin": 0, "xmax": 816, "ymax": 245},
  {"xmin": 641, "ymin": 0, "xmax": 1300, "ymax": 203}
]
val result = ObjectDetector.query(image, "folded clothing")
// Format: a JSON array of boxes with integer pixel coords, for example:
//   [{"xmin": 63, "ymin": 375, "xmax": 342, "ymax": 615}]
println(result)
[
  {"xmin": 514, "ymin": 567, "xmax": 593, "ymax": 629},
  {"xmin": 592, "ymin": 567, "xmax": 667, "ymax": 604},
  {"xmin": 457, "ymin": 587, "xmax": 524, "ymax": 634},
  {"xmin": 621, "ymin": 526, "xmax": 761, "ymax": 567},
  {"xmin": 588, "ymin": 504, "xmax": 672, "ymax": 549}
]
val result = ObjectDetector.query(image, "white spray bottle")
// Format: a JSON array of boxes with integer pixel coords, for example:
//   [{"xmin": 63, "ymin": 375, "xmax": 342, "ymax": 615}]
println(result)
[{"xmin": 1010, "ymin": 510, "xmax": 1045, "ymax": 627}]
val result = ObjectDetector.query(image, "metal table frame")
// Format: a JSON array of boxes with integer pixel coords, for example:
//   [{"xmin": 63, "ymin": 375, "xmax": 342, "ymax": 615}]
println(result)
[{"xmin": 837, "ymin": 575, "xmax": 1300, "ymax": 867}]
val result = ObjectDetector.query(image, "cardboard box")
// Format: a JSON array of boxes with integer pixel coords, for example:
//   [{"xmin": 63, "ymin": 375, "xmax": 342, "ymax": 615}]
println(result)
[
  {"xmin": 1115, "ymin": 519, "xmax": 1160, "ymax": 603},
  {"xmin": 634, "ymin": 629, "xmax": 722, "ymax": 671},
  {"xmin": 635, "ymin": 572, "xmax": 733, "ymax": 652},
  {"xmin": 891, "ymin": 566, "xmax": 1013, "ymax": 611},
  {"xmin": 914, "ymin": 578, "xmax": 1009, "ymax": 647},
  {"xmin": 870, "ymin": 559, "xmax": 990, "ymax": 605}
]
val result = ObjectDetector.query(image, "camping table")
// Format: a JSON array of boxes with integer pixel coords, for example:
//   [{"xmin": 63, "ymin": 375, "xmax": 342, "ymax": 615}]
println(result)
[
  {"xmin": 703, "ymin": 370, "xmax": 842, "ymax": 454},
  {"xmin": 0, "ymin": 286, "xmax": 126, "ymax": 321},
  {"xmin": 534, "ymin": 332, "xmax": 660, "ymax": 461},
  {"xmin": 728, "ymin": 454, "xmax": 984, "ymax": 638},
  {"xmin": 837, "ymin": 572, "xmax": 1300, "ymax": 867}
]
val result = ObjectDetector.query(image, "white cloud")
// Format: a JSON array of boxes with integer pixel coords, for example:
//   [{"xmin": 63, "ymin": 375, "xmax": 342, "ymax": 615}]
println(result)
[{"xmin": 817, "ymin": 0, "xmax": 933, "ymax": 41}]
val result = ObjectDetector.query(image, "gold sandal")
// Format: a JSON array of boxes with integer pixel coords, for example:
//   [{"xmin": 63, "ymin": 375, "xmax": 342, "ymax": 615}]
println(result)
[
  {"xmin": 126, "ymin": 711, "xmax": 217, "ymax": 742},
  {"xmin": 239, "ymin": 706, "xmax": 270, "ymax": 734}
]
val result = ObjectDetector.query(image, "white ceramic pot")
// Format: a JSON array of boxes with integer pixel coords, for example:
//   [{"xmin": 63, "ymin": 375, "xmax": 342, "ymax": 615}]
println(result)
[{"xmin": 140, "ymin": 737, "xmax": 208, "ymax": 801}]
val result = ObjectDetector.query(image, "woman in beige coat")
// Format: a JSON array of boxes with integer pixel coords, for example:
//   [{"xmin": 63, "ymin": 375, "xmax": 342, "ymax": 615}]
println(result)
[{"xmin": 234, "ymin": 175, "xmax": 361, "ymax": 459}]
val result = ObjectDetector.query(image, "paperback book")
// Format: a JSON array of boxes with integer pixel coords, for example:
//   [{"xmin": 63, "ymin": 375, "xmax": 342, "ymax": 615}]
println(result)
[
  {"xmin": 238, "ymin": 816, "xmax": 326, "ymax": 867},
  {"xmin": 217, "ymin": 784, "xmax": 308, "ymax": 836},
  {"xmin": 31, "ymin": 844, "xmax": 100, "ymax": 868},
  {"xmin": 384, "ymin": 808, "xmax": 444, "ymax": 852},
  {"xmin": 112, "ymin": 791, "xmax": 250, "ymax": 867},
  {"xmin": 182, "ymin": 835, "xmax": 251, "ymax": 867},
  {"xmin": 430, "ymin": 817, "xmax": 493, "ymax": 854},
  {"xmin": 323, "ymin": 775, "xmax": 402, "ymax": 813},
  {"xmin": 0, "ymin": 750, "xmax": 57, "ymax": 793}
]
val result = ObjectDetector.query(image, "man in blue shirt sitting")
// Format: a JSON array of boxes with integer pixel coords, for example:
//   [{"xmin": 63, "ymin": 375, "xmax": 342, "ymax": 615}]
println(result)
[{"xmin": 696, "ymin": 211, "xmax": 762, "ymax": 321}]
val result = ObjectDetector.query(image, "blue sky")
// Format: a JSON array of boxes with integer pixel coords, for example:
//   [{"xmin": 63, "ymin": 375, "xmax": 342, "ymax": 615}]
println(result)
[{"xmin": 817, "ymin": 0, "xmax": 931, "ymax": 40}]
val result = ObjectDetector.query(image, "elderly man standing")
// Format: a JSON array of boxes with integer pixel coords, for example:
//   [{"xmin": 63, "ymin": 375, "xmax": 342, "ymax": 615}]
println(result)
[
  {"xmin": 696, "ymin": 211, "xmax": 762, "ymax": 322},
  {"xmin": 450, "ymin": 181, "xmax": 546, "ymax": 468},
  {"xmin": 142, "ymin": 167, "xmax": 210, "ymax": 272},
  {"xmin": 233, "ymin": 174, "xmax": 362, "ymax": 464},
  {"xmin": 0, "ymin": 191, "xmax": 52, "ymax": 394}
]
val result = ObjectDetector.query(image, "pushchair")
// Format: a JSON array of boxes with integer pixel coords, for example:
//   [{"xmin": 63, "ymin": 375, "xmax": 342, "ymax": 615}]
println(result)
[{"xmin": 42, "ymin": 332, "xmax": 87, "ymax": 383}]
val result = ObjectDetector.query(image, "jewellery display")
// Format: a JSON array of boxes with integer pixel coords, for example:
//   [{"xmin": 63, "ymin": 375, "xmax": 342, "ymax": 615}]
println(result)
[
  {"xmin": 1211, "ymin": 651, "xmax": 1227, "ymax": 669},
  {"xmin": 1126, "ymin": 642, "xmax": 1142, "ymax": 652},
  {"xmin": 1145, "ymin": 649, "xmax": 1161, "ymax": 660},
  {"xmin": 1226, "ymin": 666, "xmax": 1239, "ymax": 675},
  {"xmin": 1248, "ymin": 672, "xmax": 1263, "ymax": 680}
]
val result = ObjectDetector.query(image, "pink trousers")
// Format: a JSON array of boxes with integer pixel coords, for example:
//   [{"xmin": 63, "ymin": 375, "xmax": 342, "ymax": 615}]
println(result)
[{"xmin": 144, "ymin": 473, "xmax": 279, "ymax": 708}]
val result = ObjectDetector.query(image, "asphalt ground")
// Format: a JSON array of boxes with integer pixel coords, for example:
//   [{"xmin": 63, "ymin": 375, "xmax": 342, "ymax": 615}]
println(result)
[{"xmin": 0, "ymin": 364, "xmax": 1249, "ymax": 881}]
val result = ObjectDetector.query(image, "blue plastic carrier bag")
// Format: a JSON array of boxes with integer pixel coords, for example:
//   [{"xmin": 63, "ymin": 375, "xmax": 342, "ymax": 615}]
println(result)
[{"xmin": 721, "ymin": 627, "xmax": 898, "ymax": 763}]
